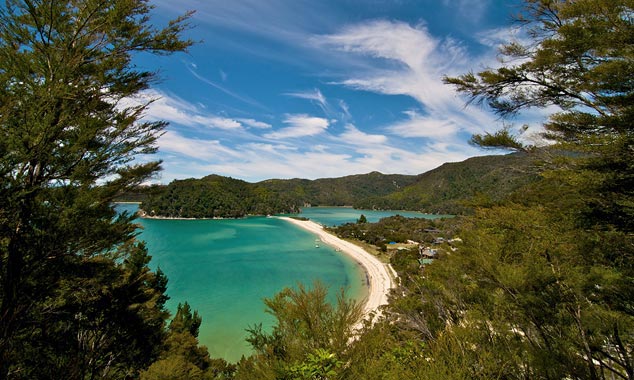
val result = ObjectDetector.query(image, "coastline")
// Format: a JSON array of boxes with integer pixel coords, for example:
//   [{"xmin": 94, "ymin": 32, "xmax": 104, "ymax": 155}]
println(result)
[
  {"xmin": 277, "ymin": 216, "xmax": 396, "ymax": 321},
  {"xmin": 135, "ymin": 209, "xmax": 236, "ymax": 221}
]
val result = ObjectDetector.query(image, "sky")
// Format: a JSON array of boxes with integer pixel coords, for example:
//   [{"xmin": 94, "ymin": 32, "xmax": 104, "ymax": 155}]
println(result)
[{"xmin": 134, "ymin": 0, "xmax": 544, "ymax": 183}]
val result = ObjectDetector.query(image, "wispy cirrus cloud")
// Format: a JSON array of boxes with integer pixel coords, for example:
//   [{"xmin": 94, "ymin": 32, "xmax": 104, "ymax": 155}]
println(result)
[
  {"xmin": 317, "ymin": 20, "xmax": 500, "ymax": 136},
  {"xmin": 389, "ymin": 110, "xmax": 459, "ymax": 138},
  {"xmin": 128, "ymin": 89, "xmax": 275, "ymax": 134},
  {"xmin": 264, "ymin": 114, "xmax": 329, "ymax": 139},
  {"xmin": 135, "ymin": 2, "xmax": 534, "ymax": 183},
  {"xmin": 442, "ymin": 0, "xmax": 491, "ymax": 22},
  {"xmin": 285, "ymin": 88, "xmax": 328, "ymax": 110},
  {"xmin": 186, "ymin": 62, "xmax": 267, "ymax": 110},
  {"xmin": 134, "ymin": 89, "xmax": 243, "ymax": 130},
  {"xmin": 159, "ymin": 131, "xmax": 242, "ymax": 161},
  {"xmin": 237, "ymin": 118, "xmax": 272, "ymax": 129},
  {"xmin": 339, "ymin": 124, "xmax": 387, "ymax": 145}
]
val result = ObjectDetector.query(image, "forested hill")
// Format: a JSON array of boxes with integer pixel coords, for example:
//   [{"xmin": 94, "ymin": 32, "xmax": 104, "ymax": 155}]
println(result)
[
  {"xmin": 259, "ymin": 171, "xmax": 418, "ymax": 207},
  {"xmin": 355, "ymin": 152, "xmax": 542, "ymax": 214},
  {"xmin": 140, "ymin": 172, "xmax": 417, "ymax": 218},
  {"xmin": 139, "ymin": 152, "xmax": 541, "ymax": 218},
  {"xmin": 140, "ymin": 175, "xmax": 301, "ymax": 218}
]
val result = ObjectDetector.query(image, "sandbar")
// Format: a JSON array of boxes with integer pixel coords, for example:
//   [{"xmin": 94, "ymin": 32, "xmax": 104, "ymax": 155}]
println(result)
[{"xmin": 277, "ymin": 217, "xmax": 396, "ymax": 321}]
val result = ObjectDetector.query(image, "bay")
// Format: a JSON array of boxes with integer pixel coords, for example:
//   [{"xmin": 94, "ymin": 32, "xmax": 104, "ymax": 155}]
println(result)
[
  {"xmin": 116, "ymin": 204, "xmax": 441, "ymax": 362},
  {"xmin": 294, "ymin": 206, "xmax": 449, "ymax": 226}
]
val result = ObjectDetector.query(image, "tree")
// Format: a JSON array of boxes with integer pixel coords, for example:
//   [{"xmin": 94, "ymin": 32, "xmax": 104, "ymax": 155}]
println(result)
[
  {"xmin": 142, "ymin": 304, "xmax": 235, "ymax": 380},
  {"xmin": 441, "ymin": 1, "xmax": 634, "ymax": 379},
  {"xmin": 170, "ymin": 302, "xmax": 203, "ymax": 338},
  {"xmin": 0, "ymin": 0, "xmax": 192, "ymax": 377},
  {"xmin": 444, "ymin": 0, "xmax": 634, "ymax": 231},
  {"xmin": 236, "ymin": 282, "xmax": 362, "ymax": 380}
]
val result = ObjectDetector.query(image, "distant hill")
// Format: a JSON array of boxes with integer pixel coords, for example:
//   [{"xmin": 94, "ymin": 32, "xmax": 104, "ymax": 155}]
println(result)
[
  {"xmin": 355, "ymin": 152, "xmax": 541, "ymax": 214},
  {"xmin": 139, "ymin": 152, "xmax": 542, "ymax": 218},
  {"xmin": 260, "ymin": 171, "xmax": 418, "ymax": 207}
]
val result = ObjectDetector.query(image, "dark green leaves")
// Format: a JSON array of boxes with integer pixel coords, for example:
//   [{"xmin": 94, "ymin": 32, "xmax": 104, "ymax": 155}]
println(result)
[{"xmin": 0, "ymin": 0, "xmax": 192, "ymax": 377}]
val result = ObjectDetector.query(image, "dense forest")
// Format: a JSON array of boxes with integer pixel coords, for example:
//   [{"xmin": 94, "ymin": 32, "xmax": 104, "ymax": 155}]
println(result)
[
  {"xmin": 259, "ymin": 171, "xmax": 418, "ymax": 207},
  {"xmin": 2, "ymin": 0, "xmax": 633, "ymax": 379},
  {"xmin": 140, "ymin": 175, "xmax": 300, "ymax": 218},
  {"xmin": 138, "ymin": 152, "xmax": 540, "ymax": 218},
  {"xmin": 355, "ymin": 151, "xmax": 542, "ymax": 214},
  {"xmin": 139, "ymin": 171, "xmax": 419, "ymax": 218}
]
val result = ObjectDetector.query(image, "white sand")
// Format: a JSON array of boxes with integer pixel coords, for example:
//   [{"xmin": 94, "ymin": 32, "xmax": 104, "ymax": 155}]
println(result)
[{"xmin": 277, "ymin": 217, "xmax": 396, "ymax": 321}]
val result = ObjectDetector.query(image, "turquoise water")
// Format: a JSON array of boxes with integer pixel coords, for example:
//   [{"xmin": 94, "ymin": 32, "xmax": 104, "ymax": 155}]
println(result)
[
  {"xmin": 116, "ymin": 204, "xmax": 442, "ymax": 362},
  {"xmin": 295, "ymin": 206, "xmax": 449, "ymax": 226}
]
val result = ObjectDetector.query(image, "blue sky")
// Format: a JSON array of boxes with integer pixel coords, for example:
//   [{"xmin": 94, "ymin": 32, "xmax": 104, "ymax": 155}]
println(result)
[{"xmin": 134, "ymin": 0, "xmax": 545, "ymax": 183}]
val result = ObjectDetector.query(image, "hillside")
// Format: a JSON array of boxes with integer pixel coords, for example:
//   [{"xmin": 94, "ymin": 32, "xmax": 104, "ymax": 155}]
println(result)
[
  {"xmin": 355, "ymin": 152, "xmax": 541, "ymax": 214},
  {"xmin": 140, "ymin": 175, "xmax": 300, "ymax": 218},
  {"xmin": 139, "ymin": 153, "xmax": 541, "ymax": 218},
  {"xmin": 260, "ymin": 171, "xmax": 418, "ymax": 207}
]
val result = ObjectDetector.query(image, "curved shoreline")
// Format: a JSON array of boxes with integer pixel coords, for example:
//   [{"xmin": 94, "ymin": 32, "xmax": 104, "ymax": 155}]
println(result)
[{"xmin": 277, "ymin": 217, "xmax": 396, "ymax": 321}]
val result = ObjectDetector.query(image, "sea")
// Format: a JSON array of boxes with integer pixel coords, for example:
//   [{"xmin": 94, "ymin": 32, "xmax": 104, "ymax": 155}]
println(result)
[{"xmin": 115, "ymin": 204, "xmax": 442, "ymax": 362}]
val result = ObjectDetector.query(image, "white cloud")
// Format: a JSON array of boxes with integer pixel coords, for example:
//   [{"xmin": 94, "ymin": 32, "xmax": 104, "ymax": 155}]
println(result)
[
  {"xmin": 338, "ymin": 100, "xmax": 352, "ymax": 121},
  {"xmin": 442, "ymin": 0, "xmax": 490, "ymax": 22},
  {"xmin": 339, "ymin": 124, "xmax": 387, "ymax": 145},
  {"xmin": 186, "ymin": 63, "xmax": 267, "ymax": 110},
  {"xmin": 317, "ymin": 20, "xmax": 510, "ymax": 139},
  {"xmin": 476, "ymin": 26, "xmax": 520, "ymax": 48},
  {"xmin": 264, "ymin": 114, "xmax": 329, "ymax": 139},
  {"xmin": 152, "ymin": 128, "xmax": 484, "ymax": 183},
  {"xmin": 159, "ymin": 131, "xmax": 242, "ymax": 161},
  {"xmin": 389, "ymin": 110, "xmax": 459, "ymax": 138},
  {"xmin": 136, "ymin": 7, "xmax": 530, "ymax": 184},
  {"xmin": 130, "ymin": 89, "xmax": 244, "ymax": 130},
  {"xmin": 284, "ymin": 88, "xmax": 340, "ymax": 118},
  {"xmin": 237, "ymin": 118, "xmax": 272, "ymax": 129},
  {"xmin": 285, "ymin": 88, "xmax": 327, "ymax": 107}
]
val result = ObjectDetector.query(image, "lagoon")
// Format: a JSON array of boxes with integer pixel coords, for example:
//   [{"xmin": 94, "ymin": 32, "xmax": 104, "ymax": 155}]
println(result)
[{"xmin": 117, "ymin": 204, "xmax": 439, "ymax": 362}]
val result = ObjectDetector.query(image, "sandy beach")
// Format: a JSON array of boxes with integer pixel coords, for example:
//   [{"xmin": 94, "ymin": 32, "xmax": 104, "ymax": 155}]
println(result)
[{"xmin": 277, "ymin": 217, "xmax": 396, "ymax": 320}]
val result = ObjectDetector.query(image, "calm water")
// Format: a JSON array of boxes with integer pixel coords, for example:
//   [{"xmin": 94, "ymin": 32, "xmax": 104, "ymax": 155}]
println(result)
[
  {"xmin": 295, "ymin": 207, "xmax": 448, "ymax": 226},
  {"xmin": 116, "ymin": 204, "xmax": 440, "ymax": 362}
]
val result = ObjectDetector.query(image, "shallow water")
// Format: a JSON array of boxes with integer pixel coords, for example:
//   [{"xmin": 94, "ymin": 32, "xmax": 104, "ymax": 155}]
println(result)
[{"xmin": 294, "ymin": 206, "xmax": 448, "ymax": 226}]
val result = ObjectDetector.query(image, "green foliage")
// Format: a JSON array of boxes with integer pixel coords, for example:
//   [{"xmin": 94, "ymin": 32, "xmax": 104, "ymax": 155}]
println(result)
[
  {"xmin": 170, "ymin": 302, "xmax": 203, "ymax": 338},
  {"xmin": 142, "ymin": 305, "xmax": 235, "ymax": 380},
  {"xmin": 413, "ymin": 191, "xmax": 634, "ymax": 379},
  {"xmin": 141, "ymin": 331, "xmax": 235, "ymax": 380},
  {"xmin": 470, "ymin": 127, "xmax": 530, "ymax": 152},
  {"xmin": 355, "ymin": 152, "xmax": 542, "ymax": 214},
  {"xmin": 356, "ymin": 214, "xmax": 367, "ymax": 224},
  {"xmin": 261, "ymin": 171, "xmax": 418, "ymax": 207},
  {"xmin": 332, "ymin": 214, "xmax": 457, "ymax": 247},
  {"xmin": 0, "ymin": 0, "xmax": 191, "ymax": 377},
  {"xmin": 431, "ymin": 1, "xmax": 634, "ymax": 378},
  {"xmin": 445, "ymin": 0, "xmax": 634, "ymax": 228},
  {"xmin": 141, "ymin": 172, "xmax": 419, "ymax": 218},
  {"xmin": 285, "ymin": 348, "xmax": 343, "ymax": 380},
  {"xmin": 235, "ymin": 282, "xmax": 362, "ymax": 380},
  {"xmin": 15, "ymin": 241, "xmax": 172, "ymax": 379},
  {"xmin": 141, "ymin": 175, "xmax": 300, "ymax": 218}
]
